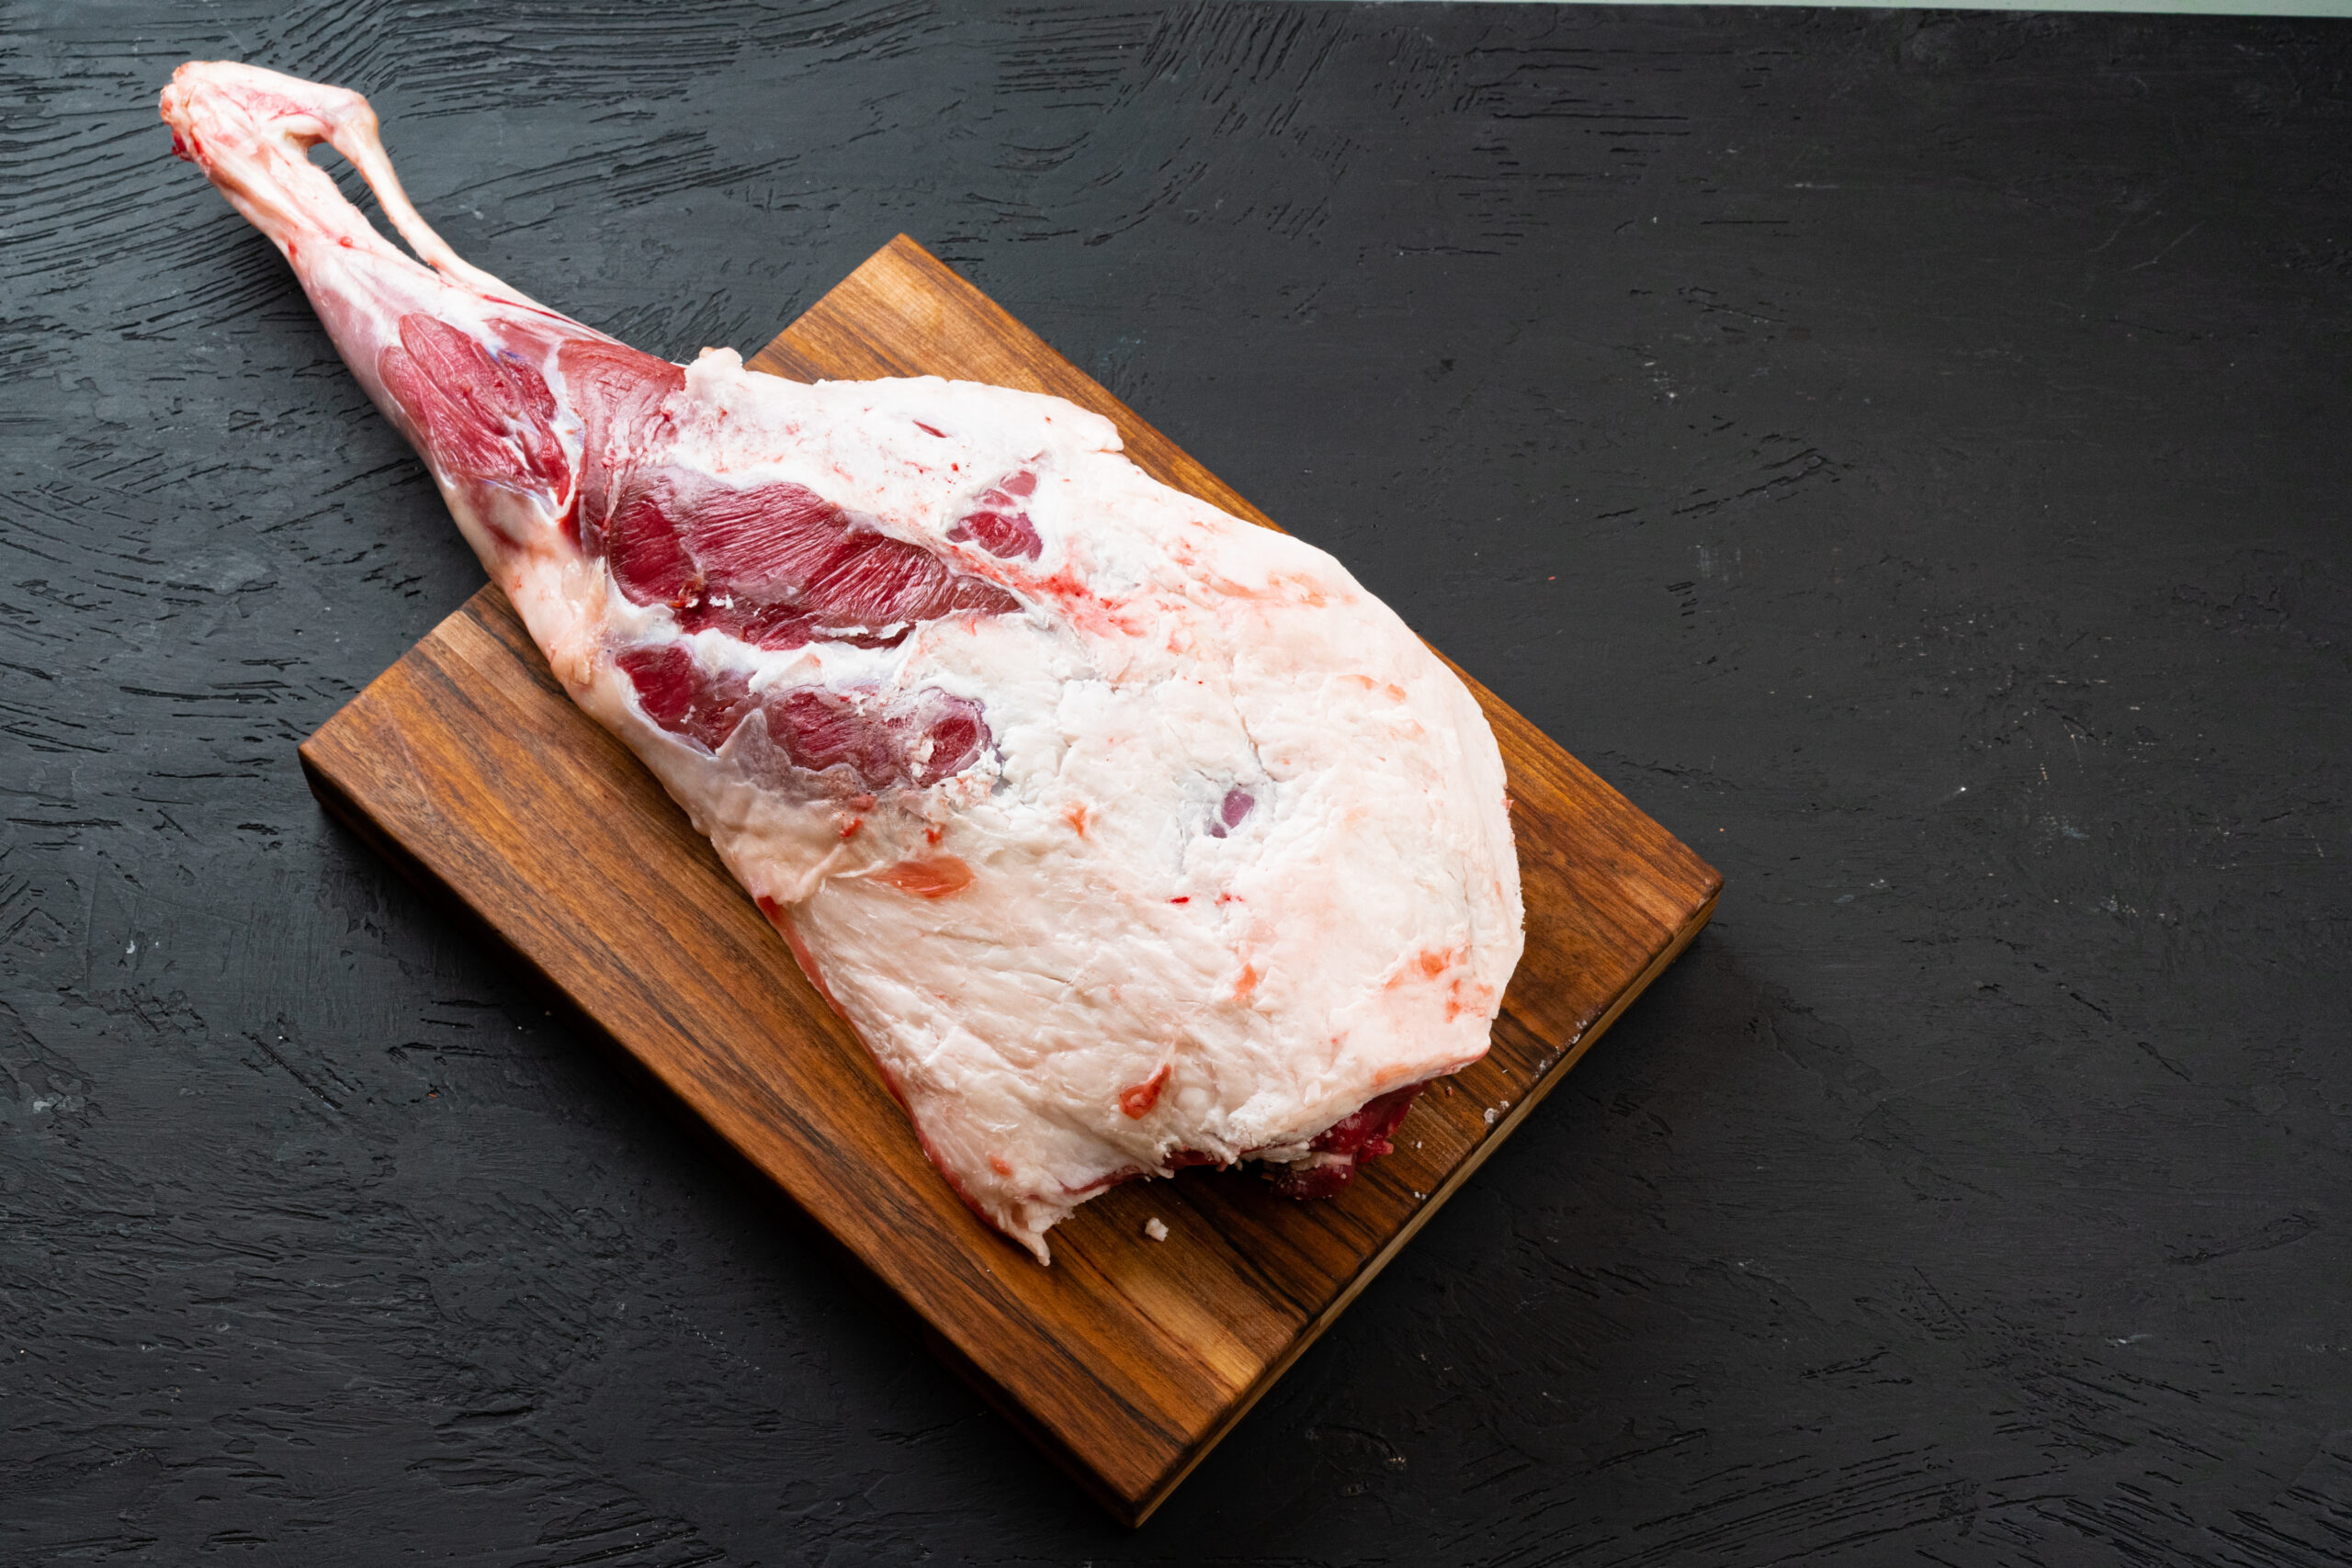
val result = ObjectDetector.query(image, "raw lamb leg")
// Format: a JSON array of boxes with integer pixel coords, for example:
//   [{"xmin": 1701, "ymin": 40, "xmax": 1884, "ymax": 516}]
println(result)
[{"xmin": 160, "ymin": 62, "xmax": 1524, "ymax": 1262}]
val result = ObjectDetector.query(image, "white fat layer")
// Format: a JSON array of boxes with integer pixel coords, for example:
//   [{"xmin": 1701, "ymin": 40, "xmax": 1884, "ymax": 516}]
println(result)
[{"xmin": 480, "ymin": 347, "xmax": 1522, "ymax": 1265}]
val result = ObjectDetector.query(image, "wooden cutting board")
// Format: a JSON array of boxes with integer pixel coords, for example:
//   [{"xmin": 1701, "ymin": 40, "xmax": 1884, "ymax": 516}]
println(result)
[{"xmin": 299, "ymin": 236, "xmax": 1721, "ymax": 1526}]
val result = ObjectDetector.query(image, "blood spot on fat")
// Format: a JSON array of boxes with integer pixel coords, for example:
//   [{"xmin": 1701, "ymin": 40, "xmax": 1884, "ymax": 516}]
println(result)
[
  {"xmin": 837, "ymin": 816, "xmax": 863, "ymax": 840},
  {"xmin": 874, "ymin": 856, "xmax": 975, "ymax": 898},
  {"xmin": 1064, "ymin": 802, "xmax": 1090, "ymax": 838},
  {"xmin": 1023, "ymin": 564, "xmax": 1136, "ymax": 638},
  {"xmin": 989, "ymin": 1154, "xmax": 1012, "ymax": 1176},
  {"xmin": 1232, "ymin": 963, "xmax": 1261, "ymax": 1001},
  {"xmin": 914, "ymin": 422, "xmax": 946, "ymax": 438},
  {"xmin": 1169, "ymin": 896, "xmax": 1190, "ymax": 904},
  {"xmin": 1118, "ymin": 1065, "xmax": 1170, "ymax": 1119},
  {"xmin": 1208, "ymin": 785, "xmax": 1256, "ymax": 837},
  {"xmin": 1443, "ymin": 975, "xmax": 1490, "ymax": 1023}
]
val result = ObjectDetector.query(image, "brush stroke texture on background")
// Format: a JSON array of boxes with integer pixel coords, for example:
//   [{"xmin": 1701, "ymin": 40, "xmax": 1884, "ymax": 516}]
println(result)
[{"xmin": 3, "ymin": 3, "xmax": 2349, "ymax": 1563}]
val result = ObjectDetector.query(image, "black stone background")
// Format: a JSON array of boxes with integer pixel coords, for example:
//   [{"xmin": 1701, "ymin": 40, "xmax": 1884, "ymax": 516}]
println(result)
[{"xmin": 4, "ymin": 3, "xmax": 2349, "ymax": 1562}]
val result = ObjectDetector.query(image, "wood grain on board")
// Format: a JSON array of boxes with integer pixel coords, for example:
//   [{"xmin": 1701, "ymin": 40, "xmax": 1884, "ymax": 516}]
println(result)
[{"xmin": 298, "ymin": 236, "xmax": 1721, "ymax": 1526}]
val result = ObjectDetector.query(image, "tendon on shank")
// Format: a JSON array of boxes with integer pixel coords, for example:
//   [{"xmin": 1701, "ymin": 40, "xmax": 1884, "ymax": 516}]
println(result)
[{"xmin": 160, "ymin": 62, "xmax": 1524, "ymax": 1262}]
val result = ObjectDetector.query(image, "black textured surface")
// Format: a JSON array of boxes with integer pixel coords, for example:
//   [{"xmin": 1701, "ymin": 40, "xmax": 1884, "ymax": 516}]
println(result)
[{"xmin": 6, "ymin": 3, "xmax": 2350, "ymax": 1562}]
